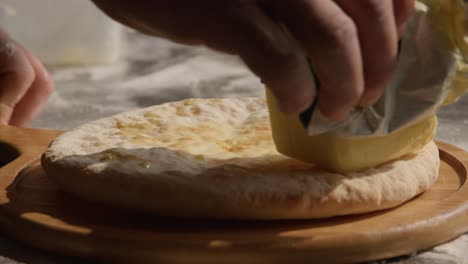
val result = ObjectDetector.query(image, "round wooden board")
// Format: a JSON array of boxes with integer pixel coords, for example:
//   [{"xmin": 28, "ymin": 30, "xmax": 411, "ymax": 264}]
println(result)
[{"xmin": 1, "ymin": 125, "xmax": 468, "ymax": 264}]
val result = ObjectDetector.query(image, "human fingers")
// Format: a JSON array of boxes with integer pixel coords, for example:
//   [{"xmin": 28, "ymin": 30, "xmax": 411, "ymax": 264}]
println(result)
[
  {"xmin": 265, "ymin": 0, "xmax": 363, "ymax": 120},
  {"xmin": 203, "ymin": 2, "xmax": 317, "ymax": 114},
  {"xmin": 393, "ymin": 0, "xmax": 415, "ymax": 36},
  {"xmin": 335, "ymin": 0, "xmax": 399, "ymax": 106},
  {"xmin": 9, "ymin": 47, "xmax": 54, "ymax": 127},
  {"xmin": 0, "ymin": 29, "xmax": 35, "ymax": 125},
  {"xmin": 93, "ymin": 0, "xmax": 317, "ymax": 113}
]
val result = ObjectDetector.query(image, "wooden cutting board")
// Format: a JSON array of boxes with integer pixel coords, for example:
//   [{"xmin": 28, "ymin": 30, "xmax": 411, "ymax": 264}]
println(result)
[{"xmin": 0, "ymin": 125, "xmax": 468, "ymax": 264}]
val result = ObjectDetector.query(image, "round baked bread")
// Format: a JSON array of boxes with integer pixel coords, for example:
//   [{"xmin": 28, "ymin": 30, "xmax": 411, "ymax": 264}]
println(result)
[{"xmin": 41, "ymin": 98, "xmax": 440, "ymax": 219}]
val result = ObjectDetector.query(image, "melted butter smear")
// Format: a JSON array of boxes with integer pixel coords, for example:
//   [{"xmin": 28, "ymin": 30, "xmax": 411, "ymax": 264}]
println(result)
[{"xmin": 113, "ymin": 114, "xmax": 276, "ymax": 160}]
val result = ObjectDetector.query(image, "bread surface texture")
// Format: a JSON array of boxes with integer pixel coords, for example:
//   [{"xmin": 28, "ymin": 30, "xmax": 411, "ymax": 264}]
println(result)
[{"xmin": 42, "ymin": 98, "xmax": 440, "ymax": 219}]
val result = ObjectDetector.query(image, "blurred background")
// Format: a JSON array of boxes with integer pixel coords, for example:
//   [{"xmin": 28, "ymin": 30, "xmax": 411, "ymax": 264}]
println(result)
[{"xmin": 0, "ymin": 0, "xmax": 263, "ymax": 130}]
